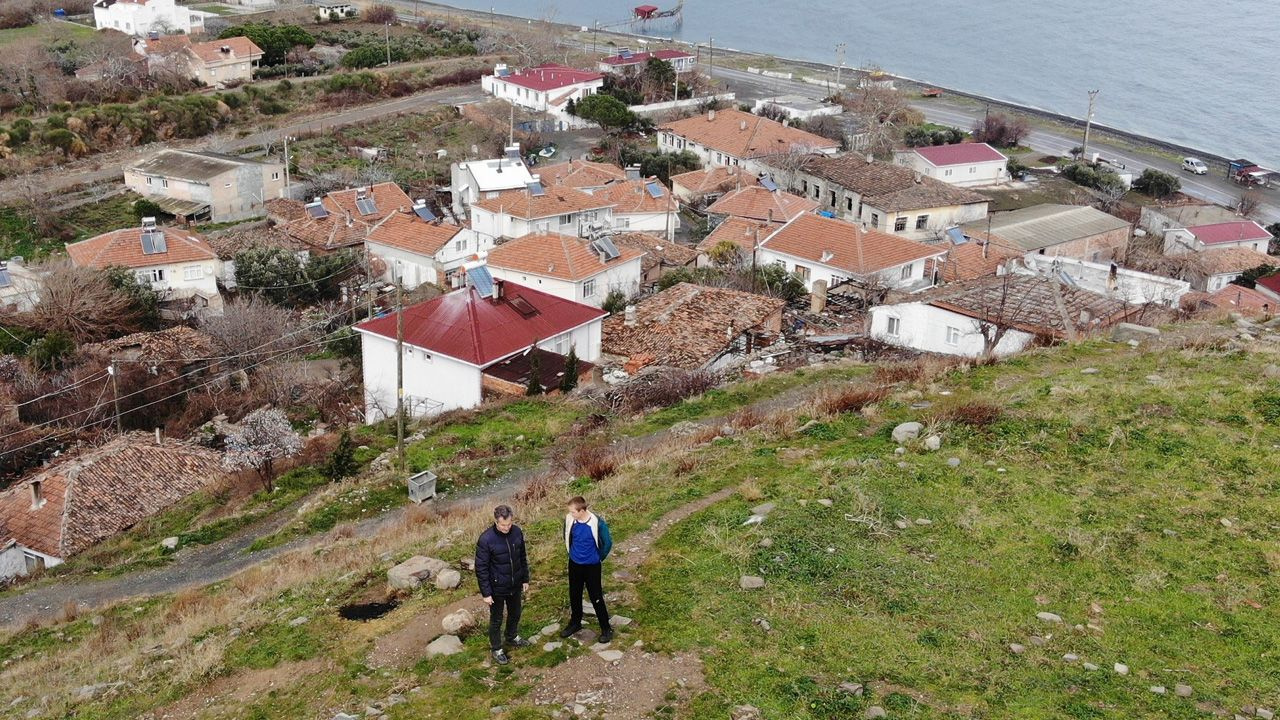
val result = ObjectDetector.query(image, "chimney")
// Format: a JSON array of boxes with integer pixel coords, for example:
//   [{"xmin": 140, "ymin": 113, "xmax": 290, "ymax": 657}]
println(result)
[
  {"xmin": 624, "ymin": 304, "xmax": 637, "ymax": 326},
  {"xmin": 220, "ymin": 45, "xmax": 231, "ymax": 54},
  {"xmin": 739, "ymin": 120, "xmax": 748, "ymax": 131},
  {"xmin": 625, "ymin": 165, "xmax": 641, "ymax": 181},
  {"xmin": 811, "ymin": 279, "xmax": 828, "ymax": 313},
  {"xmin": 414, "ymin": 198, "xmax": 427, "ymax": 208},
  {"xmin": 312, "ymin": 197, "xmax": 322, "ymax": 204},
  {"xmin": 707, "ymin": 109, "xmax": 716, "ymax": 122},
  {"xmin": 154, "ymin": 427, "xmax": 163, "ymax": 445},
  {"xmin": 493, "ymin": 278, "xmax": 504, "ymax": 300},
  {"xmin": 864, "ymin": 154, "xmax": 874, "ymax": 164},
  {"xmin": 767, "ymin": 208, "xmax": 774, "ymax": 224},
  {"xmin": 913, "ymin": 172, "xmax": 922, "ymax": 184},
  {"xmin": 29, "ymin": 480, "xmax": 43, "ymax": 510}
]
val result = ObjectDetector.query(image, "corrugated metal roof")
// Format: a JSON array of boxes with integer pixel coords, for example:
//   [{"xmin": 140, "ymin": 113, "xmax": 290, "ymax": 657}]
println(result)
[{"xmin": 962, "ymin": 204, "xmax": 1130, "ymax": 252}]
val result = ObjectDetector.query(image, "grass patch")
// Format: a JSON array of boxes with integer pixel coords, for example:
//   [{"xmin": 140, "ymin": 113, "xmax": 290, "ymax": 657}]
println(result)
[
  {"xmin": 0, "ymin": 193, "xmax": 141, "ymax": 259},
  {"xmin": 0, "ymin": 21, "xmax": 94, "ymax": 47}
]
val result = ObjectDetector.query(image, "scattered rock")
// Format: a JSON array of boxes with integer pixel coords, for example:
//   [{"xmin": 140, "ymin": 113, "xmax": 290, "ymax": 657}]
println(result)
[
  {"xmin": 865, "ymin": 706, "xmax": 887, "ymax": 719},
  {"xmin": 985, "ymin": 460, "xmax": 997, "ymax": 467},
  {"xmin": 1036, "ymin": 612, "xmax": 1063, "ymax": 623},
  {"xmin": 1162, "ymin": 529, "xmax": 1178, "ymax": 537},
  {"xmin": 74, "ymin": 683, "xmax": 124, "ymax": 701},
  {"xmin": 742, "ymin": 515, "xmax": 767, "ymax": 527},
  {"xmin": 1111, "ymin": 323, "xmax": 1160, "ymax": 343},
  {"xmin": 288, "ymin": 616, "xmax": 309, "ymax": 627},
  {"xmin": 894, "ymin": 519, "xmax": 910, "ymax": 530},
  {"xmin": 924, "ymin": 435, "xmax": 942, "ymax": 451},
  {"xmin": 442, "ymin": 609, "xmax": 475, "ymax": 634},
  {"xmin": 1081, "ymin": 367, "xmax": 1099, "ymax": 375},
  {"xmin": 425, "ymin": 635, "xmax": 464, "ymax": 656},
  {"xmin": 460, "ymin": 558, "xmax": 476, "ymax": 572},
  {"xmin": 1146, "ymin": 374, "xmax": 1164, "ymax": 384},
  {"xmin": 838, "ymin": 682, "xmax": 864, "ymax": 696},
  {"xmin": 1114, "ymin": 663, "xmax": 1129, "ymax": 675},
  {"xmin": 489, "ymin": 707, "xmax": 506, "ymax": 715},
  {"xmin": 816, "ymin": 498, "xmax": 833, "ymax": 507},
  {"xmin": 543, "ymin": 641, "xmax": 563, "ymax": 652},
  {"xmin": 612, "ymin": 615, "xmax": 632, "ymax": 627},
  {"xmin": 160, "ymin": 536, "xmax": 179, "ymax": 550},
  {"xmin": 946, "ymin": 457, "xmax": 960, "ymax": 467},
  {"xmin": 387, "ymin": 556, "xmax": 449, "ymax": 590},
  {"xmin": 1175, "ymin": 684, "xmax": 1193, "ymax": 698},
  {"xmin": 541, "ymin": 623, "xmax": 559, "ymax": 636},
  {"xmin": 1258, "ymin": 709, "xmax": 1275, "ymax": 720},
  {"xmin": 892, "ymin": 422, "xmax": 924, "ymax": 443},
  {"xmin": 1220, "ymin": 518, "xmax": 1234, "ymax": 528},
  {"xmin": 1009, "ymin": 643, "xmax": 1025, "ymax": 655},
  {"xmin": 435, "ymin": 569, "xmax": 462, "ymax": 590},
  {"xmin": 597, "ymin": 650, "xmax": 624, "ymax": 662},
  {"xmin": 730, "ymin": 705, "xmax": 763, "ymax": 720},
  {"xmin": 759, "ymin": 538, "xmax": 774, "ymax": 548},
  {"xmin": 1150, "ymin": 686, "xmax": 1167, "ymax": 695},
  {"xmin": 1062, "ymin": 653, "xmax": 1079, "ymax": 662},
  {"xmin": 739, "ymin": 575, "xmax": 766, "ymax": 590},
  {"xmin": 333, "ymin": 714, "xmax": 360, "ymax": 720},
  {"xmin": 894, "ymin": 447, "xmax": 906, "ymax": 456},
  {"xmin": 897, "ymin": 461, "xmax": 909, "ymax": 469},
  {"xmin": 1264, "ymin": 364, "xmax": 1280, "ymax": 379},
  {"xmin": 751, "ymin": 502, "xmax": 777, "ymax": 516},
  {"xmin": 914, "ymin": 518, "xmax": 932, "ymax": 526},
  {"xmin": 1083, "ymin": 663, "xmax": 1099, "ymax": 671}
]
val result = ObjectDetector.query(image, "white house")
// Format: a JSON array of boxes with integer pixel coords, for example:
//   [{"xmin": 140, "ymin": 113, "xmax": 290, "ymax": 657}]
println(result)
[
  {"xmin": 93, "ymin": 0, "xmax": 211, "ymax": 36},
  {"xmin": 598, "ymin": 48, "xmax": 696, "ymax": 75},
  {"xmin": 364, "ymin": 204, "xmax": 488, "ymax": 290},
  {"xmin": 65, "ymin": 219, "xmax": 224, "ymax": 315},
  {"xmin": 590, "ymin": 178, "xmax": 680, "ymax": 239},
  {"xmin": 355, "ymin": 275, "xmax": 606, "ymax": 419},
  {"xmin": 480, "ymin": 63, "xmax": 605, "ymax": 131},
  {"xmin": 449, "ymin": 147, "xmax": 536, "ymax": 214},
  {"xmin": 1193, "ymin": 248, "xmax": 1274, "ymax": 292},
  {"xmin": 0, "ymin": 259, "xmax": 42, "ymax": 314},
  {"xmin": 757, "ymin": 213, "xmax": 945, "ymax": 293},
  {"xmin": 896, "ymin": 143, "xmax": 1009, "ymax": 187},
  {"xmin": 752, "ymin": 95, "xmax": 843, "ymax": 122},
  {"xmin": 1010, "ymin": 253, "xmax": 1190, "ymax": 307},
  {"xmin": 314, "ymin": 0, "xmax": 356, "ymax": 20},
  {"xmin": 869, "ymin": 275, "xmax": 1131, "ymax": 358},
  {"xmin": 485, "ymin": 233, "xmax": 645, "ymax": 307},
  {"xmin": 1162, "ymin": 220, "xmax": 1272, "ymax": 255},
  {"xmin": 469, "ymin": 183, "xmax": 615, "ymax": 243},
  {"xmin": 658, "ymin": 108, "xmax": 840, "ymax": 175}
]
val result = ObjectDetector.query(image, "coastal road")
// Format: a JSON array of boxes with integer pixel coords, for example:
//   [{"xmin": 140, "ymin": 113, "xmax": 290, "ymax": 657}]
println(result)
[{"xmin": 709, "ymin": 64, "xmax": 1280, "ymax": 224}]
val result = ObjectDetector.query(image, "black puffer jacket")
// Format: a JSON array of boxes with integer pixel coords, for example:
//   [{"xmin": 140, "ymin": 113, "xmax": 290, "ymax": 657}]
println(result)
[{"xmin": 475, "ymin": 524, "xmax": 530, "ymax": 597}]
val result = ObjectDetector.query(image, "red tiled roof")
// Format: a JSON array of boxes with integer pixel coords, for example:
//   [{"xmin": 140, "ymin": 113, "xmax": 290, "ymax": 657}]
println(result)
[
  {"xmin": 661, "ymin": 108, "xmax": 839, "ymax": 160},
  {"xmin": 706, "ymin": 186, "xmax": 817, "ymax": 223},
  {"xmin": 600, "ymin": 48, "xmax": 695, "ymax": 66},
  {"xmin": 537, "ymin": 159, "xmax": 626, "ymax": 189},
  {"xmin": 797, "ymin": 154, "xmax": 991, "ymax": 212},
  {"xmin": 500, "ymin": 64, "xmax": 603, "ymax": 92},
  {"xmin": 912, "ymin": 143, "xmax": 1007, "ymax": 167},
  {"xmin": 66, "ymin": 225, "xmax": 216, "ymax": 270},
  {"xmin": 1188, "ymin": 220, "xmax": 1271, "ymax": 246},
  {"xmin": 1199, "ymin": 247, "xmax": 1273, "ymax": 275},
  {"xmin": 762, "ymin": 214, "xmax": 944, "ymax": 275},
  {"xmin": 0, "ymin": 433, "xmax": 222, "ymax": 558},
  {"xmin": 671, "ymin": 166, "xmax": 757, "ymax": 197},
  {"xmin": 593, "ymin": 178, "xmax": 678, "ymax": 215},
  {"xmin": 188, "ymin": 36, "xmax": 263, "ymax": 64},
  {"xmin": 486, "ymin": 232, "xmax": 645, "ymax": 282},
  {"xmin": 284, "ymin": 182, "xmax": 413, "ymax": 251},
  {"xmin": 696, "ymin": 217, "xmax": 780, "ymax": 256},
  {"xmin": 936, "ymin": 238, "xmax": 1021, "ymax": 283},
  {"xmin": 355, "ymin": 282, "xmax": 606, "ymax": 366},
  {"xmin": 365, "ymin": 211, "xmax": 461, "ymax": 257},
  {"xmin": 611, "ymin": 231, "xmax": 697, "ymax": 275},
  {"xmin": 1206, "ymin": 284, "xmax": 1275, "ymax": 315},
  {"xmin": 472, "ymin": 185, "xmax": 614, "ymax": 220},
  {"xmin": 921, "ymin": 275, "xmax": 1132, "ymax": 338}
]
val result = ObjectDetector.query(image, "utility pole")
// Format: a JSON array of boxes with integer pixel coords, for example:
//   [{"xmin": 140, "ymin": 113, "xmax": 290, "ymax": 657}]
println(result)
[
  {"xmin": 394, "ymin": 262, "xmax": 405, "ymax": 474},
  {"xmin": 708, "ymin": 36, "xmax": 714, "ymax": 88},
  {"xmin": 1081, "ymin": 89, "xmax": 1099, "ymax": 162},
  {"xmin": 282, "ymin": 135, "xmax": 292, "ymax": 191},
  {"xmin": 508, "ymin": 104, "xmax": 514, "ymax": 146},
  {"xmin": 108, "ymin": 363, "xmax": 122, "ymax": 435},
  {"xmin": 385, "ymin": 22, "xmax": 392, "ymax": 67},
  {"xmin": 834, "ymin": 43, "xmax": 847, "ymax": 93}
]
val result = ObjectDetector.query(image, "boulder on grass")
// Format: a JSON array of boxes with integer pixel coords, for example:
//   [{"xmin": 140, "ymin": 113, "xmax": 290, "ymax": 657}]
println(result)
[{"xmin": 387, "ymin": 556, "xmax": 450, "ymax": 590}]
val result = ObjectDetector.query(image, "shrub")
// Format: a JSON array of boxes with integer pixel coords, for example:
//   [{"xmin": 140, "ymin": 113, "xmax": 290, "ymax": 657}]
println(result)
[
  {"xmin": 364, "ymin": 4, "xmax": 397, "ymax": 23},
  {"xmin": 929, "ymin": 400, "xmax": 1004, "ymax": 428},
  {"xmin": 28, "ymin": 332, "xmax": 75, "ymax": 371},
  {"xmin": 569, "ymin": 443, "xmax": 618, "ymax": 482},
  {"xmin": 818, "ymin": 385, "xmax": 890, "ymax": 415},
  {"xmin": 605, "ymin": 368, "xmax": 720, "ymax": 412},
  {"xmin": 559, "ymin": 345, "xmax": 580, "ymax": 393},
  {"xmin": 601, "ymin": 289, "xmax": 628, "ymax": 315},
  {"xmin": 1131, "ymin": 168, "xmax": 1180, "ymax": 199},
  {"xmin": 322, "ymin": 430, "xmax": 359, "ymax": 481}
]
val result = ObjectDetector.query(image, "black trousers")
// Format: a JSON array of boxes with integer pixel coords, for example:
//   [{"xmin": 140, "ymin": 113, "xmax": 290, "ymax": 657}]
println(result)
[
  {"xmin": 488, "ymin": 591, "xmax": 522, "ymax": 651},
  {"xmin": 568, "ymin": 560, "xmax": 610, "ymax": 630}
]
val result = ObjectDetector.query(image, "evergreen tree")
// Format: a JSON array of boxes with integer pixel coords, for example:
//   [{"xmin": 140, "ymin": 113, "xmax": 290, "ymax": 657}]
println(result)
[
  {"xmin": 525, "ymin": 351, "xmax": 544, "ymax": 396},
  {"xmin": 323, "ymin": 430, "xmax": 360, "ymax": 482},
  {"xmin": 560, "ymin": 345, "xmax": 579, "ymax": 393}
]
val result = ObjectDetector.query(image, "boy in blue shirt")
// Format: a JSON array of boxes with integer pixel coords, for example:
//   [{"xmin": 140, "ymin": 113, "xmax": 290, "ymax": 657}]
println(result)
[{"xmin": 559, "ymin": 495, "xmax": 614, "ymax": 643}]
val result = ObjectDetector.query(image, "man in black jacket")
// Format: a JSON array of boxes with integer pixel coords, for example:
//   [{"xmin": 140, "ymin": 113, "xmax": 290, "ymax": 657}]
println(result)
[{"xmin": 474, "ymin": 504, "xmax": 530, "ymax": 665}]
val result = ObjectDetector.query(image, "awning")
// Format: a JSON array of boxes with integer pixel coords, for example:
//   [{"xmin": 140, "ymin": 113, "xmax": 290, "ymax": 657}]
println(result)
[{"xmin": 151, "ymin": 197, "xmax": 210, "ymax": 217}]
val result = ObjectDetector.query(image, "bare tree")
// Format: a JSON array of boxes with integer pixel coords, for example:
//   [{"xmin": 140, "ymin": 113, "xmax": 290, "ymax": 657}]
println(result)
[
  {"xmin": 6, "ymin": 263, "xmax": 148, "ymax": 342},
  {"xmin": 1094, "ymin": 180, "xmax": 1129, "ymax": 213},
  {"xmin": 221, "ymin": 407, "xmax": 303, "ymax": 492},
  {"xmin": 836, "ymin": 82, "xmax": 923, "ymax": 159},
  {"xmin": 1238, "ymin": 190, "xmax": 1262, "ymax": 218},
  {"xmin": 198, "ymin": 297, "xmax": 309, "ymax": 368},
  {"xmin": 477, "ymin": 12, "xmax": 567, "ymax": 67}
]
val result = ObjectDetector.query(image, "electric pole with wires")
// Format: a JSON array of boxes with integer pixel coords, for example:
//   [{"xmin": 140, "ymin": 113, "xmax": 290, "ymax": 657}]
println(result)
[{"xmin": 394, "ymin": 262, "xmax": 406, "ymax": 474}]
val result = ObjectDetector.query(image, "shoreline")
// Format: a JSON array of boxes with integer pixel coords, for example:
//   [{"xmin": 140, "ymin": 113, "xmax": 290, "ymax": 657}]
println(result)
[{"xmin": 418, "ymin": 1, "xmax": 1241, "ymax": 170}]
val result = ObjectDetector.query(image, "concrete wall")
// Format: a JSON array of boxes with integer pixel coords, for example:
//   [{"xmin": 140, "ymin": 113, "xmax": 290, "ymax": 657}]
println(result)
[
  {"xmin": 1163, "ymin": 228, "xmax": 1266, "ymax": 255},
  {"xmin": 613, "ymin": 211, "xmax": 679, "ymax": 239},
  {"xmin": 870, "ymin": 302, "xmax": 1034, "ymax": 358},
  {"xmin": 489, "ymin": 256, "xmax": 643, "ymax": 307},
  {"xmin": 125, "ymin": 161, "xmax": 283, "ymax": 223},
  {"xmin": 897, "ymin": 154, "xmax": 1008, "ymax": 187},
  {"xmin": 1035, "ymin": 227, "xmax": 1131, "ymax": 263},
  {"xmin": 360, "ymin": 332, "xmax": 482, "ymax": 421},
  {"xmin": 790, "ymin": 167, "xmax": 990, "ymax": 240},
  {"xmin": 366, "ymin": 241, "xmax": 443, "ymax": 289}
]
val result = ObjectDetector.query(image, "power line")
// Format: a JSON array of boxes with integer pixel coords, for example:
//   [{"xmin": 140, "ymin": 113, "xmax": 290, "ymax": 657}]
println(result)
[
  {"xmin": 14, "ymin": 371, "xmax": 110, "ymax": 407},
  {"xmin": 231, "ymin": 257, "xmax": 365, "ymax": 291}
]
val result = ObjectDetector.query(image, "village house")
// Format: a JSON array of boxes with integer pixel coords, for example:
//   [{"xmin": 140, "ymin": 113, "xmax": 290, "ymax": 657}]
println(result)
[
  {"xmin": 961, "ymin": 204, "xmax": 1132, "ymax": 262},
  {"xmin": 758, "ymin": 213, "xmax": 946, "ymax": 293},
  {"xmin": 869, "ymin": 274, "xmax": 1132, "ymax": 358},
  {"xmin": 1011, "ymin": 253, "xmax": 1191, "ymax": 307},
  {"xmin": 591, "ymin": 177, "xmax": 681, "ymax": 239},
  {"xmin": 895, "ymin": 143, "xmax": 1009, "ymax": 187},
  {"xmin": 449, "ymin": 147, "xmax": 536, "ymax": 215},
  {"xmin": 705, "ymin": 184, "xmax": 818, "ymax": 225},
  {"xmin": 480, "ymin": 63, "xmax": 605, "ymax": 131},
  {"xmin": 695, "ymin": 217, "xmax": 778, "ymax": 268},
  {"xmin": 0, "ymin": 432, "xmax": 221, "ymax": 581},
  {"xmin": 602, "ymin": 283, "xmax": 786, "ymax": 371},
  {"xmin": 66, "ymin": 219, "xmax": 224, "ymax": 315},
  {"xmin": 124, "ymin": 149, "xmax": 285, "ymax": 224},
  {"xmin": 469, "ymin": 182, "xmax": 615, "ymax": 243},
  {"xmin": 364, "ymin": 204, "xmax": 484, "ymax": 290},
  {"xmin": 537, "ymin": 158, "xmax": 627, "ymax": 193},
  {"xmin": 610, "ymin": 231, "xmax": 698, "ymax": 287},
  {"xmin": 1139, "ymin": 202, "xmax": 1243, "ymax": 236},
  {"xmin": 752, "ymin": 95, "xmax": 843, "ymax": 123},
  {"xmin": 597, "ymin": 48, "xmax": 696, "ymax": 75},
  {"xmin": 484, "ymin": 233, "xmax": 645, "ymax": 307},
  {"xmin": 658, "ymin": 108, "xmax": 840, "ymax": 175},
  {"xmin": 0, "ymin": 259, "xmax": 42, "ymax": 314},
  {"xmin": 1189, "ymin": 247, "xmax": 1273, "ymax": 292},
  {"xmin": 93, "ymin": 0, "xmax": 212, "ymax": 36},
  {"xmin": 670, "ymin": 166, "xmax": 757, "ymax": 204},
  {"xmin": 355, "ymin": 272, "xmax": 606, "ymax": 419},
  {"xmin": 281, "ymin": 183, "xmax": 415, "ymax": 253},
  {"xmin": 932, "ymin": 231, "xmax": 1022, "ymax": 283},
  {"xmin": 1203, "ymin": 284, "xmax": 1275, "ymax": 317},
  {"xmin": 133, "ymin": 34, "xmax": 264, "ymax": 86},
  {"xmin": 1162, "ymin": 220, "xmax": 1273, "ymax": 255},
  {"xmin": 783, "ymin": 154, "xmax": 990, "ymax": 240},
  {"xmin": 314, "ymin": 0, "xmax": 356, "ymax": 20},
  {"xmin": 1251, "ymin": 275, "xmax": 1280, "ymax": 304}
]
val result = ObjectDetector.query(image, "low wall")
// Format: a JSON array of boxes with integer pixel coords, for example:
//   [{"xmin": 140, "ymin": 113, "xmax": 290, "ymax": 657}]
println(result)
[{"xmin": 630, "ymin": 93, "xmax": 736, "ymax": 115}]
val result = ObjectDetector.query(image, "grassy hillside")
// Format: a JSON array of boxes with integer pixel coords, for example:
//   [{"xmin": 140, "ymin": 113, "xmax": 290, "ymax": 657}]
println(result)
[{"xmin": 2, "ymin": 335, "xmax": 1278, "ymax": 719}]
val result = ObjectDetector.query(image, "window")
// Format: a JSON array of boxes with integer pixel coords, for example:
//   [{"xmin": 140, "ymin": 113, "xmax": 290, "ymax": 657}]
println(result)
[
  {"xmin": 161, "ymin": 179, "xmax": 168, "ymax": 188},
  {"xmin": 915, "ymin": 214, "xmax": 929, "ymax": 230},
  {"xmin": 886, "ymin": 316, "xmax": 901, "ymax": 337},
  {"xmin": 272, "ymin": 172, "xmax": 280, "ymax": 181},
  {"xmin": 813, "ymin": 184, "xmax": 821, "ymax": 200},
  {"xmin": 869, "ymin": 212, "xmax": 879, "ymax": 228},
  {"xmin": 136, "ymin": 268, "xmax": 165, "ymax": 283},
  {"xmin": 553, "ymin": 334, "xmax": 569, "ymax": 355},
  {"xmin": 969, "ymin": 166, "xmax": 977, "ymax": 174},
  {"xmin": 793, "ymin": 264, "xmax": 810, "ymax": 281},
  {"xmin": 846, "ymin": 197, "xmax": 853, "ymax": 211},
  {"xmin": 894, "ymin": 217, "xmax": 908, "ymax": 232},
  {"xmin": 616, "ymin": 217, "xmax": 630, "ymax": 228},
  {"xmin": 829, "ymin": 190, "xmax": 836, "ymax": 207},
  {"xmin": 802, "ymin": 180, "xmax": 809, "ymax": 193},
  {"xmin": 183, "ymin": 265, "xmax": 204, "ymax": 281},
  {"xmin": 945, "ymin": 326, "xmax": 961, "ymax": 346},
  {"xmin": 944, "ymin": 169, "xmax": 953, "ymax": 177},
  {"xmin": 900, "ymin": 263, "xmax": 913, "ymax": 280},
  {"xmin": 582, "ymin": 278, "xmax": 597, "ymax": 297},
  {"xmin": 559, "ymin": 214, "xmax": 573, "ymax": 225},
  {"xmin": 455, "ymin": 238, "xmax": 467, "ymax": 252},
  {"xmin": 146, "ymin": 177, "xmax": 153, "ymax": 186}
]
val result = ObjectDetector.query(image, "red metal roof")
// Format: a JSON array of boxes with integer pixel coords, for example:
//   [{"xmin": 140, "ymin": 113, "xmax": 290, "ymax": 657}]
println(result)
[
  {"xmin": 600, "ymin": 48, "xmax": 695, "ymax": 66},
  {"xmin": 1187, "ymin": 220, "xmax": 1271, "ymax": 246},
  {"xmin": 912, "ymin": 143, "xmax": 1007, "ymax": 167},
  {"xmin": 1253, "ymin": 274, "xmax": 1280, "ymax": 298},
  {"xmin": 355, "ymin": 281, "xmax": 606, "ymax": 367},
  {"xmin": 500, "ymin": 64, "xmax": 603, "ymax": 92}
]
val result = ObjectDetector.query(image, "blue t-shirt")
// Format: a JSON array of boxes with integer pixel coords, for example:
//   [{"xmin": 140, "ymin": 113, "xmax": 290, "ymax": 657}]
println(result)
[{"xmin": 569, "ymin": 521, "xmax": 600, "ymax": 564}]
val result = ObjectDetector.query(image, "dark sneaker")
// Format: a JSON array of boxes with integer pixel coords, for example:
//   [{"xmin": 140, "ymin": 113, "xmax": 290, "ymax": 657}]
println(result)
[
  {"xmin": 559, "ymin": 623, "xmax": 582, "ymax": 639},
  {"xmin": 492, "ymin": 649, "xmax": 510, "ymax": 665},
  {"xmin": 506, "ymin": 636, "xmax": 532, "ymax": 648},
  {"xmin": 598, "ymin": 628, "xmax": 614, "ymax": 644}
]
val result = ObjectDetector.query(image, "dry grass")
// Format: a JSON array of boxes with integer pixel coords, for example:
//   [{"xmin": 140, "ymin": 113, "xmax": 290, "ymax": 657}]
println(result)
[
  {"xmin": 927, "ymin": 400, "xmax": 1004, "ymax": 428},
  {"xmin": 737, "ymin": 479, "xmax": 764, "ymax": 502},
  {"xmin": 816, "ymin": 384, "xmax": 890, "ymax": 415},
  {"xmin": 728, "ymin": 407, "xmax": 764, "ymax": 430}
]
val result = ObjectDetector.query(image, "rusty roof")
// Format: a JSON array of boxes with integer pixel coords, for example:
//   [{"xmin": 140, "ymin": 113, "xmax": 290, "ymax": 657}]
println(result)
[
  {"xmin": 671, "ymin": 165, "xmax": 758, "ymax": 196},
  {"xmin": 592, "ymin": 178, "xmax": 678, "ymax": 215},
  {"xmin": 935, "ymin": 238, "xmax": 1022, "ymax": 283},
  {"xmin": 660, "ymin": 109, "xmax": 839, "ymax": 160},
  {"xmin": 611, "ymin": 232, "xmax": 697, "ymax": 275},
  {"xmin": 916, "ymin": 274, "xmax": 1132, "ymax": 338},
  {"xmin": 762, "ymin": 214, "xmax": 944, "ymax": 275},
  {"xmin": 486, "ymin": 233, "xmax": 645, "ymax": 281},
  {"xmin": 1198, "ymin": 247, "xmax": 1274, "ymax": 275},
  {"xmin": 797, "ymin": 155, "xmax": 990, "ymax": 212},
  {"xmin": 81, "ymin": 326, "xmax": 218, "ymax": 364},
  {"xmin": 602, "ymin": 283, "xmax": 785, "ymax": 369},
  {"xmin": 706, "ymin": 185, "xmax": 818, "ymax": 223},
  {"xmin": 66, "ymin": 225, "xmax": 217, "ymax": 270},
  {"xmin": 696, "ymin": 217, "xmax": 779, "ymax": 256},
  {"xmin": 537, "ymin": 159, "xmax": 627, "ymax": 189}
]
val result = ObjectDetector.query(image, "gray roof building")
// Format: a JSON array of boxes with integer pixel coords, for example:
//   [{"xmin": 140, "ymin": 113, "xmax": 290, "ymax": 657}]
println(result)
[{"xmin": 963, "ymin": 204, "xmax": 1131, "ymax": 253}]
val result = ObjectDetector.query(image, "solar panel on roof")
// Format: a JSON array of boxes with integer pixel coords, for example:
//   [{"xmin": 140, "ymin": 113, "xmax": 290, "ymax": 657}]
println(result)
[
  {"xmin": 305, "ymin": 201, "xmax": 329, "ymax": 219},
  {"xmin": 467, "ymin": 265, "xmax": 495, "ymax": 297},
  {"xmin": 527, "ymin": 181, "xmax": 545, "ymax": 197},
  {"xmin": 356, "ymin": 198, "xmax": 378, "ymax": 216},
  {"xmin": 413, "ymin": 205, "xmax": 437, "ymax": 222},
  {"xmin": 590, "ymin": 237, "xmax": 621, "ymax": 260},
  {"xmin": 645, "ymin": 182, "xmax": 664, "ymax": 199},
  {"xmin": 140, "ymin": 229, "xmax": 167, "ymax": 255},
  {"xmin": 946, "ymin": 227, "xmax": 968, "ymax": 245},
  {"xmin": 759, "ymin": 176, "xmax": 779, "ymax": 192},
  {"xmin": 0, "ymin": 269, "xmax": 11, "ymax": 288}
]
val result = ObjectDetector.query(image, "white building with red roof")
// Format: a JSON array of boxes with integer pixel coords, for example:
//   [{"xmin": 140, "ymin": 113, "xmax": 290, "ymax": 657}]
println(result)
[
  {"xmin": 598, "ymin": 48, "xmax": 696, "ymax": 75},
  {"xmin": 896, "ymin": 143, "xmax": 1009, "ymax": 187},
  {"xmin": 1162, "ymin": 220, "xmax": 1273, "ymax": 255},
  {"xmin": 758, "ymin": 213, "xmax": 945, "ymax": 293},
  {"xmin": 355, "ymin": 274, "xmax": 606, "ymax": 419},
  {"xmin": 485, "ymin": 232, "xmax": 645, "ymax": 307},
  {"xmin": 66, "ymin": 218, "xmax": 224, "ymax": 313},
  {"xmin": 364, "ymin": 203, "xmax": 484, "ymax": 290},
  {"xmin": 481, "ymin": 63, "xmax": 605, "ymax": 131}
]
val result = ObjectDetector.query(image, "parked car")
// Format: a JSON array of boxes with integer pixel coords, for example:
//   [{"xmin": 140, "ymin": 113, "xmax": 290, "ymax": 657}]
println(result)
[
  {"xmin": 1182, "ymin": 157, "xmax": 1208, "ymax": 175},
  {"xmin": 538, "ymin": 144, "xmax": 557, "ymax": 158}
]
